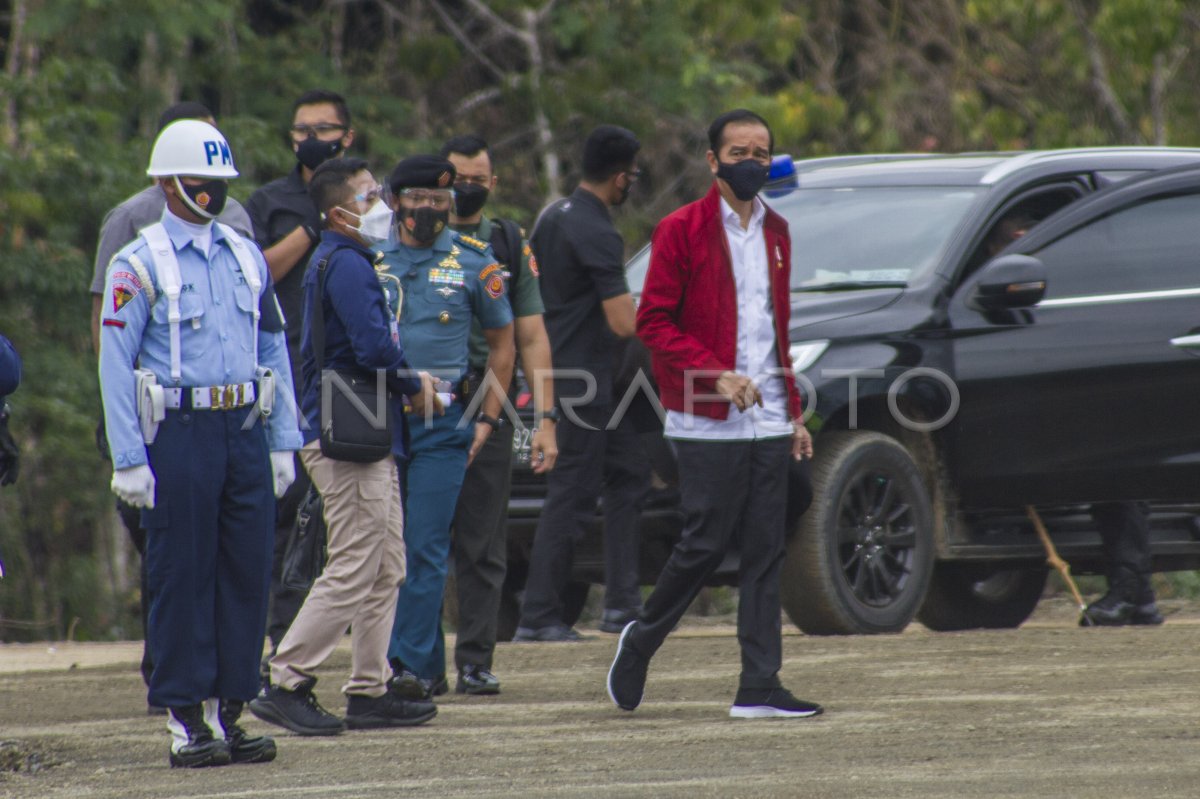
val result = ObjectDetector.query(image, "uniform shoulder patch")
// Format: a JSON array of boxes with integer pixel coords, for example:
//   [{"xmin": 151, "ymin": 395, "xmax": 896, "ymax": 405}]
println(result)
[
  {"xmin": 112, "ymin": 280, "xmax": 140, "ymax": 314},
  {"xmin": 484, "ymin": 273, "xmax": 505, "ymax": 300},
  {"xmin": 479, "ymin": 262, "xmax": 502, "ymax": 282},
  {"xmin": 454, "ymin": 233, "xmax": 490, "ymax": 254}
]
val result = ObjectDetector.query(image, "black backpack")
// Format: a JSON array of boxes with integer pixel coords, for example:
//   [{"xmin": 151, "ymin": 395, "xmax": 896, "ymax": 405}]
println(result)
[{"xmin": 488, "ymin": 217, "xmax": 525, "ymax": 297}]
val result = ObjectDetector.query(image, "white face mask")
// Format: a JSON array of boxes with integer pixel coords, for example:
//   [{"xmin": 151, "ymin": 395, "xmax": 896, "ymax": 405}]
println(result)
[{"xmin": 342, "ymin": 200, "xmax": 394, "ymax": 245}]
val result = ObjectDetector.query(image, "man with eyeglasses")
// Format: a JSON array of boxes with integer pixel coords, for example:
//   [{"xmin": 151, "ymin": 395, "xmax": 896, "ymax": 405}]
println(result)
[
  {"xmin": 514, "ymin": 125, "xmax": 651, "ymax": 642},
  {"xmin": 378, "ymin": 155, "xmax": 515, "ymax": 701},
  {"xmin": 245, "ymin": 90, "xmax": 355, "ymax": 672},
  {"xmin": 251, "ymin": 157, "xmax": 439, "ymax": 735}
]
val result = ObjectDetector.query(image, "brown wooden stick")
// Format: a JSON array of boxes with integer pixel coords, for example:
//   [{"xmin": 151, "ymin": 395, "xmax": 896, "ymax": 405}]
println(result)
[{"xmin": 1026, "ymin": 505, "xmax": 1088, "ymax": 611}]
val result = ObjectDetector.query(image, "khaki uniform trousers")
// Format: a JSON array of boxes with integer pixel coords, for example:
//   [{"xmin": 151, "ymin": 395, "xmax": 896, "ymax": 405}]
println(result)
[{"xmin": 270, "ymin": 440, "xmax": 406, "ymax": 698}]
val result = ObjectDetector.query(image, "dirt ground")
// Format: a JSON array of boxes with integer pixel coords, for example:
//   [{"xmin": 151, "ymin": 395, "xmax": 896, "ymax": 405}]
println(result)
[{"xmin": 3, "ymin": 597, "xmax": 1200, "ymax": 799}]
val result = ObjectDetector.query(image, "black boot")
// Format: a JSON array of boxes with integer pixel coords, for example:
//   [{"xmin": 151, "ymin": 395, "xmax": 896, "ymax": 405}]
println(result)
[
  {"xmin": 168, "ymin": 703, "xmax": 232, "ymax": 768},
  {"xmin": 1081, "ymin": 567, "xmax": 1138, "ymax": 626},
  {"xmin": 1131, "ymin": 578, "xmax": 1164, "ymax": 625},
  {"xmin": 220, "ymin": 699, "xmax": 277, "ymax": 764}
]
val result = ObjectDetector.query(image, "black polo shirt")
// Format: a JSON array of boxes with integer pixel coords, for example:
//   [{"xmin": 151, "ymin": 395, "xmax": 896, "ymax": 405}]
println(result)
[
  {"xmin": 530, "ymin": 186, "xmax": 630, "ymax": 408},
  {"xmin": 245, "ymin": 164, "xmax": 321, "ymax": 388}
]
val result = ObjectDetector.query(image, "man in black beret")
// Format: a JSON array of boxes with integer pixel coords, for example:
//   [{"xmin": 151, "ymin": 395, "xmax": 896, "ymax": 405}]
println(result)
[{"xmin": 377, "ymin": 156, "xmax": 517, "ymax": 699}]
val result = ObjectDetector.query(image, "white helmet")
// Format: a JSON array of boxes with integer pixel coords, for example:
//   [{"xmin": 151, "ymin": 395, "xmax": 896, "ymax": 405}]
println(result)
[{"xmin": 146, "ymin": 119, "xmax": 239, "ymax": 179}]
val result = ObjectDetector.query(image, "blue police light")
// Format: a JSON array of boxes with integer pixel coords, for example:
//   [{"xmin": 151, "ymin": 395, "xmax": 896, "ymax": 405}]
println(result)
[{"xmin": 764, "ymin": 154, "xmax": 797, "ymax": 197}]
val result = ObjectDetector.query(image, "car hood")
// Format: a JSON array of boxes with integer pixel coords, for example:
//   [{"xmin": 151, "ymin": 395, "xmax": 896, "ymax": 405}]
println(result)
[{"xmin": 788, "ymin": 287, "xmax": 904, "ymax": 335}]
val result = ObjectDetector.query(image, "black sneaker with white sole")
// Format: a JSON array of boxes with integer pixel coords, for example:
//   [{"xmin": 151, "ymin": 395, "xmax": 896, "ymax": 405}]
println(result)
[
  {"xmin": 607, "ymin": 621, "xmax": 648, "ymax": 711},
  {"xmin": 730, "ymin": 687, "xmax": 823, "ymax": 719},
  {"xmin": 249, "ymin": 677, "xmax": 345, "ymax": 736}
]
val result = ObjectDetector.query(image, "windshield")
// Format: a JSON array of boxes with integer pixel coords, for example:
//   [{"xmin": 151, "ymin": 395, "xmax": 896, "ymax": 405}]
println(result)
[{"xmin": 625, "ymin": 186, "xmax": 983, "ymax": 293}]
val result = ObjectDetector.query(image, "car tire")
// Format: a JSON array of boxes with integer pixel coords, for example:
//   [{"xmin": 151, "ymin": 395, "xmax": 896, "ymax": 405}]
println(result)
[
  {"xmin": 917, "ymin": 563, "xmax": 1048, "ymax": 631},
  {"xmin": 781, "ymin": 431, "xmax": 935, "ymax": 635}
]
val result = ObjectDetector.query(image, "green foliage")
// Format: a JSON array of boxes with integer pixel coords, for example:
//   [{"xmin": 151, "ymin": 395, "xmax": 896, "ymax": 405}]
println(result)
[{"xmin": 3, "ymin": 0, "xmax": 1200, "ymax": 641}]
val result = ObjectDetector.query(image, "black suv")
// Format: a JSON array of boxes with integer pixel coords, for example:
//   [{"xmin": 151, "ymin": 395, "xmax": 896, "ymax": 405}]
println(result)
[{"xmin": 503, "ymin": 148, "xmax": 1200, "ymax": 637}]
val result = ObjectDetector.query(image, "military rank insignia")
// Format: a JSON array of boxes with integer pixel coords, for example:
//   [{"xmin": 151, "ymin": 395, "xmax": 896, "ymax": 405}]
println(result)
[{"xmin": 456, "ymin": 234, "xmax": 489, "ymax": 254}]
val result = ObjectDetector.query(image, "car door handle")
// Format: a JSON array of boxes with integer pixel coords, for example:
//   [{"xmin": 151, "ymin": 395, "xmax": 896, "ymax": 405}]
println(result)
[{"xmin": 1169, "ymin": 334, "xmax": 1200, "ymax": 349}]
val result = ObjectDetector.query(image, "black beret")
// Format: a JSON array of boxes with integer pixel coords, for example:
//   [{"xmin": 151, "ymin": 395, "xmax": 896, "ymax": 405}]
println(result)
[{"xmin": 389, "ymin": 155, "xmax": 456, "ymax": 192}]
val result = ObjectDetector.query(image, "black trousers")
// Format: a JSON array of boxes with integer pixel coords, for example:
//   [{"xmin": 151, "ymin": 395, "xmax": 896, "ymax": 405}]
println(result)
[
  {"xmin": 519, "ymin": 407, "xmax": 649, "ymax": 630},
  {"xmin": 628, "ymin": 436, "xmax": 792, "ymax": 691},
  {"xmin": 449, "ymin": 426, "xmax": 514, "ymax": 670},
  {"xmin": 267, "ymin": 452, "xmax": 312, "ymax": 649},
  {"xmin": 1092, "ymin": 501, "xmax": 1152, "ymax": 591}
]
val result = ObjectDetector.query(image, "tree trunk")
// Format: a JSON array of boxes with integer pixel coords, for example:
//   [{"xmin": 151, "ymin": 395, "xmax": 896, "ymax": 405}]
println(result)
[
  {"xmin": 523, "ymin": 8, "xmax": 560, "ymax": 203},
  {"xmin": 3, "ymin": 0, "xmax": 28, "ymax": 149}
]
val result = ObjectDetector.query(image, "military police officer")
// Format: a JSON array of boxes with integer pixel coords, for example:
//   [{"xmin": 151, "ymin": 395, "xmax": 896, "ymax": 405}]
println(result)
[
  {"xmin": 380, "ymin": 155, "xmax": 515, "ymax": 697},
  {"xmin": 99, "ymin": 120, "xmax": 302, "ymax": 768}
]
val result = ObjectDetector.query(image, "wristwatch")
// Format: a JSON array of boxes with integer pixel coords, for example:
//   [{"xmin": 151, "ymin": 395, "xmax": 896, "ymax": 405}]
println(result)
[
  {"xmin": 301, "ymin": 224, "xmax": 320, "ymax": 245},
  {"xmin": 476, "ymin": 412, "xmax": 502, "ymax": 431},
  {"xmin": 533, "ymin": 407, "xmax": 560, "ymax": 425}
]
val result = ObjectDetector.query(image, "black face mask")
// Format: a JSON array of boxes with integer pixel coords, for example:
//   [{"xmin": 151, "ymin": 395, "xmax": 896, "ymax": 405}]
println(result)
[
  {"xmin": 716, "ymin": 159, "xmax": 771, "ymax": 201},
  {"xmin": 295, "ymin": 136, "xmax": 343, "ymax": 171},
  {"xmin": 401, "ymin": 207, "xmax": 449, "ymax": 244},
  {"xmin": 175, "ymin": 177, "xmax": 228, "ymax": 219},
  {"xmin": 452, "ymin": 182, "xmax": 489, "ymax": 218},
  {"xmin": 615, "ymin": 178, "xmax": 632, "ymax": 207}
]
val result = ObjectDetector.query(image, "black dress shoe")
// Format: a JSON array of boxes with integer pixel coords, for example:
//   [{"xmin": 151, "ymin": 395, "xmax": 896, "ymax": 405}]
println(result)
[
  {"xmin": 457, "ymin": 665, "xmax": 501, "ymax": 695},
  {"xmin": 249, "ymin": 677, "xmax": 345, "ymax": 736},
  {"xmin": 345, "ymin": 692, "xmax": 438, "ymax": 728},
  {"xmin": 513, "ymin": 624, "xmax": 585, "ymax": 642},
  {"xmin": 389, "ymin": 659, "xmax": 432, "ymax": 701},
  {"xmin": 168, "ymin": 704, "xmax": 232, "ymax": 768},
  {"xmin": 220, "ymin": 699, "xmax": 276, "ymax": 763}
]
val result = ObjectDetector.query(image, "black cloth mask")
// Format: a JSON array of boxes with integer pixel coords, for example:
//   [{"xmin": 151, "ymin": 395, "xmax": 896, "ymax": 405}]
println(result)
[
  {"xmin": 177, "ymin": 178, "xmax": 228, "ymax": 219},
  {"xmin": 452, "ymin": 183, "xmax": 489, "ymax": 218},
  {"xmin": 716, "ymin": 159, "xmax": 771, "ymax": 201},
  {"xmin": 295, "ymin": 136, "xmax": 343, "ymax": 171},
  {"xmin": 401, "ymin": 207, "xmax": 449, "ymax": 243}
]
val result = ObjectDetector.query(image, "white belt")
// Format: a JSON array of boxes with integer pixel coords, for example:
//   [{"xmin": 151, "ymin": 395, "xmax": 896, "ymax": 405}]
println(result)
[{"xmin": 163, "ymin": 382, "xmax": 257, "ymax": 411}]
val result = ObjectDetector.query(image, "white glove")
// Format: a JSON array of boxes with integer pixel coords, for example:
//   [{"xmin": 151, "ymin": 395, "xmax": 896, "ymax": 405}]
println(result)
[
  {"xmin": 270, "ymin": 451, "xmax": 296, "ymax": 498},
  {"xmin": 112, "ymin": 464, "xmax": 156, "ymax": 509}
]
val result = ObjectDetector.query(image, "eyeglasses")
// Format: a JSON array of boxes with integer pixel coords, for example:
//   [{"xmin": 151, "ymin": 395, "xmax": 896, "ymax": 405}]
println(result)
[
  {"xmin": 624, "ymin": 168, "xmax": 644, "ymax": 183},
  {"xmin": 289, "ymin": 123, "xmax": 346, "ymax": 140},
  {"xmin": 398, "ymin": 188, "xmax": 454, "ymax": 210},
  {"xmin": 352, "ymin": 185, "xmax": 384, "ymax": 205}
]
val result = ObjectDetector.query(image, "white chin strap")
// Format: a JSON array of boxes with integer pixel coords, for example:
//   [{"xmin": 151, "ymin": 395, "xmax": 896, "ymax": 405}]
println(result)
[{"xmin": 174, "ymin": 176, "xmax": 217, "ymax": 220}]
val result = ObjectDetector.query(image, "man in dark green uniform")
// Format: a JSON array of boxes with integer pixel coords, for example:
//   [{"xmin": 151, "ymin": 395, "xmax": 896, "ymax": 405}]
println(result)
[{"xmin": 438, "ymin": 135, "xmax": 559, "ymax": 695}]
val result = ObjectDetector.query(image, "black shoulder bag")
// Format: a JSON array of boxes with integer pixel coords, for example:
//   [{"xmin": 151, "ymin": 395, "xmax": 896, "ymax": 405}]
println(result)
[{"xmin": 312, "ymin": 253, "xmax": 393, "ymax": 463}]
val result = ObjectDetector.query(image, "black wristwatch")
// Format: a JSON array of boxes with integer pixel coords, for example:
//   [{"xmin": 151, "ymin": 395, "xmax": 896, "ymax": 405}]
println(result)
[
  {"xmin": 533, "ymin": 407, "xmax": 560, "ymax": 425},
  {"xmin": 476, "ymin": 412, "xmax": 502, "ymax": 431},
  {"xmin": 301, "ymin": 224, "xmax": 320, "ymax": 245}
]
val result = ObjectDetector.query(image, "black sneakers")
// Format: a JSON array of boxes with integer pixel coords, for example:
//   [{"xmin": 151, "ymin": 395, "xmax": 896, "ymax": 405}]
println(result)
[
  {"xmin": 729, "ymin": 687, "xmax": 824, "ymax": 719},
  {"xmin": 219, "ymin": 699, "xmax": 276, "ymax": 764},
  {"xmin": 513, "ymin": 624, "xmax": 585, "ymax": 642},
  {"xmin": 606, "ymin": 621, "xmax": 649, "ymax": 711},
  {"xmin": 457, "ymin": 665, "xmax": 501, "ymax": 695},
  {"xmin": 345, "ymin": 691, "xmax": 437, "ymax": 729},
  {"xmin": 1082, "ymin": 587, "xmax": 1165, "ymax": 627},
  {"xmin": 249, "ymin": 677, "xmax": 346, "ymax": 736},
  {"xmin": 167, "ymin": 704, "xmax": 232, "ymax": 768}
]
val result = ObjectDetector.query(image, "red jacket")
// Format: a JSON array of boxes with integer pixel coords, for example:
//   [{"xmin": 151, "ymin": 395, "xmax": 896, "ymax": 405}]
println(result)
[{"xmin": 637, "ymin": 183, "xmax": 802, "ymax": 421}]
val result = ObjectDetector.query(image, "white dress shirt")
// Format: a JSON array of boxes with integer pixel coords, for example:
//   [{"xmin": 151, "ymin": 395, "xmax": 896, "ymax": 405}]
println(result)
[{"xmin": 665, "ymin": 196, "xmax": 792, "ymax": 441}]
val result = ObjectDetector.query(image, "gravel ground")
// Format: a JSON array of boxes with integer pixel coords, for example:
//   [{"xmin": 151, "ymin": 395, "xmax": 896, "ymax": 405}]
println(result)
[{"xmin": 2, "ymin": 596, "xmax": 1199, "ymax": 798}]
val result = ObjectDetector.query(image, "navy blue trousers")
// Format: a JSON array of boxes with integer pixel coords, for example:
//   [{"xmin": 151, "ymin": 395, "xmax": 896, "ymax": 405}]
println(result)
[{"xmin": 141, "ymin": 405, "xmax": 274, "ymax": 708}]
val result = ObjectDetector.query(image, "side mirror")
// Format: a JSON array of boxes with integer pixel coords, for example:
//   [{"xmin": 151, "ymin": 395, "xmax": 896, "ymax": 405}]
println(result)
[{"xmin": 968, "ymin": 254, "xmax": 1048, "ymax": 311}]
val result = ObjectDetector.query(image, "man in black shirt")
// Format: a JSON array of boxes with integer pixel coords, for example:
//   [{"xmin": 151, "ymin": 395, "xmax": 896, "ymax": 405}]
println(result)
[
  {"xmin": 514, "ymin": 125, "xmax": 650, "ymax": 641},
  {"xmin": 246, "ymin": 90, "xmax": 356, "ymax": 660}
]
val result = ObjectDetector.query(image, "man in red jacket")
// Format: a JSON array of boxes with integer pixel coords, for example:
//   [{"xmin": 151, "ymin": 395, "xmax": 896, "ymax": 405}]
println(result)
[{"xmin": 607, "ymin": 109, "xmax": 821, "ymax": 719}]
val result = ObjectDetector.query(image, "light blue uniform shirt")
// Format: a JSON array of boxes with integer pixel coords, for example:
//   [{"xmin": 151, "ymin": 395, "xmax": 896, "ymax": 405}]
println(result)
[
  {"xmin": 379, "ymin": 228, "xmax": 513, "ymax": 381},
  {"xmin": 99, "ymin": 209, "xmax": 303, "ymax": 469}
]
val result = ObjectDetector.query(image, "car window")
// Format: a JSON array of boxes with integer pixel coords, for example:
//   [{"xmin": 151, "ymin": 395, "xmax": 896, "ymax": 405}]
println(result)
[
  {"xmin": 625, "ymin": 186, "xmax": 983, "ymax": 294},
  {"xmin": 1034, "ymin": 192, "xmax": 1200, "ymax": 299}
]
